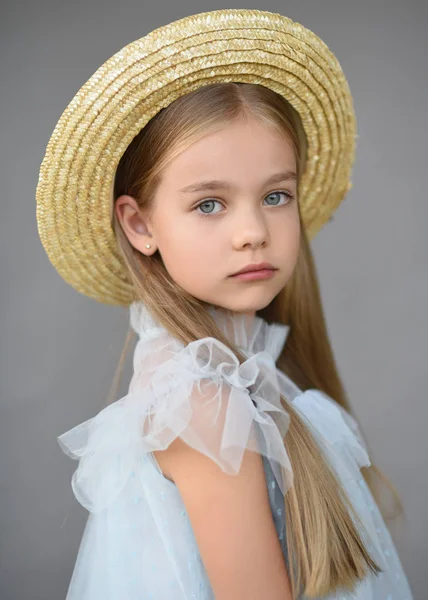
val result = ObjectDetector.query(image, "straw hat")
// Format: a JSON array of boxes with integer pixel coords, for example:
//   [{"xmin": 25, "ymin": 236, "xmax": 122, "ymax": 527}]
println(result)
[{"xmin": 36, "ymin": 8, "xmax": 357, "ymax": 305}]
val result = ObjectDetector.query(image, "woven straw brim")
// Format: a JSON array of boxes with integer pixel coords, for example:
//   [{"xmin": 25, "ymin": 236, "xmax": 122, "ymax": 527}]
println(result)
[{"xmin": 36, "ymin": 8, "xmax": 356, "ymax": 306}]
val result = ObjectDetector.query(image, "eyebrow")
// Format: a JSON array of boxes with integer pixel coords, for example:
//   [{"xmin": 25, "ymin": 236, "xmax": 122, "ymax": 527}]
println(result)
[{"xmin": 178, "ymin": 170, "xmax": 297, "ymax": 194}]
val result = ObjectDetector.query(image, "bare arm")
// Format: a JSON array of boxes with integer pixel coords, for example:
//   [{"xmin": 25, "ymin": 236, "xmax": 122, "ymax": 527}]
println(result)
[{"xmin": 154, "ymin": 439, "xmax": 293, "ymax": 600}]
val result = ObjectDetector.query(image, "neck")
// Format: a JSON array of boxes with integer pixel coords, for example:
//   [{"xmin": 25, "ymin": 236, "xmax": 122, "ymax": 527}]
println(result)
[{"xmin": 206, "ymin": 304, "xmax": 258, "ymax": 347}]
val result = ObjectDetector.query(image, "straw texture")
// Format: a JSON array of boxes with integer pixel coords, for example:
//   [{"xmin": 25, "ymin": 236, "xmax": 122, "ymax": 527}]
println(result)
[{"xmin": 36, "ymin": 8, "xmax": 357, "ymax": 305}]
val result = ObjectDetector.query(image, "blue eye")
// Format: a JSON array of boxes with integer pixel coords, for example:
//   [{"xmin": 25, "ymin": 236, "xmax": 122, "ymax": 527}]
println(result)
[
  {"xmin": 194, "ymin": 191, "xmax": 294, "ymax": 216},
  {"xmin": 264, "ymin": 191, "xmax": 293, "ymax": 206},
  {"xmin": 196, "ymin": 199, "xmax": 222, "ymax": 215}
]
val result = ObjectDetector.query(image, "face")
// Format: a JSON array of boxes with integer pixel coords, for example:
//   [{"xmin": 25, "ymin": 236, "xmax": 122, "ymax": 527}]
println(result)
[{"xmin": 116, "ymin": 115, "xmax": 301, "ymax": 317}]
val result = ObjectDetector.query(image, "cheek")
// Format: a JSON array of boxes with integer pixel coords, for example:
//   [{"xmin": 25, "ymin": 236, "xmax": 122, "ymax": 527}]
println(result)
[
  {"xmin": 279, "ymin": 213, "xmax": 301, "ymax": 266},
  {"xmin": 156, "ymin": 217, "xmax": 217, "ymax": 277}
]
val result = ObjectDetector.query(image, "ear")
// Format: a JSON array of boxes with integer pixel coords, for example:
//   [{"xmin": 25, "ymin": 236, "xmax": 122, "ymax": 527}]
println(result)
[{"xmin": 114, "ymin": 195, "xmax": 157, "ymax": 255}]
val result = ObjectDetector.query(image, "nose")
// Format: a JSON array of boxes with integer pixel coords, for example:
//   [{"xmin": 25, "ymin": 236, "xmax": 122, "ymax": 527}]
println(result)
[{"xmin": 232, "ymin": 207, "xmax": 268, "ymax": 249}]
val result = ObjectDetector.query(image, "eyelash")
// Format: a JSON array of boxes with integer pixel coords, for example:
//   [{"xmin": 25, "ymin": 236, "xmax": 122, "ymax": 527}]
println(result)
[{"xmin": 193, "ymin": 191, "xmax": 295, "ymax": 217}]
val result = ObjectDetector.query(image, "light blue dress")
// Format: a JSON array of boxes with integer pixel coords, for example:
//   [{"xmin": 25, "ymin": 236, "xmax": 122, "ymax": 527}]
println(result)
[{"xmin": 58, "ymin": 302, "xmax": 414, "ymax": 599}]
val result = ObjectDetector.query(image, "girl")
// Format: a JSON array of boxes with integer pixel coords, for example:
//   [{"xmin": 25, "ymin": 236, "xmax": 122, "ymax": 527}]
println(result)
[{"xmin": 36, "ymin": 8, "xmax": 414, "ymax": 600}]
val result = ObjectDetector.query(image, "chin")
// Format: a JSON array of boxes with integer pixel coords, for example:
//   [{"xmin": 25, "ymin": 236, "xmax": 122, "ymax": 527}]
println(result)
[{"xmin": 222, "ymin": 296, "xmax": 275, "ymax": 315}]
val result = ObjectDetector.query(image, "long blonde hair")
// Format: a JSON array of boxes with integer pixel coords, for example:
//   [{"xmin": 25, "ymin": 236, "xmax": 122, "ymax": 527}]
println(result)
[{"xmin": 110, "ymin": 82, "xmax": 403, "ymax": 598}]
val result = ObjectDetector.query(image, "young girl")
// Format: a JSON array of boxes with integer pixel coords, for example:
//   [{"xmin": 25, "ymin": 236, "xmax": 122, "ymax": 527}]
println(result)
[{"xmin": 36, "ymin": 8, "xmax": 414, "ymax": 600}]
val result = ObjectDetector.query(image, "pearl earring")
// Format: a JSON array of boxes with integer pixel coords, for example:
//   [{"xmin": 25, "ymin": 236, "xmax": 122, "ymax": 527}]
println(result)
[{"xmin": 145, "ymin": 244, "xmax": 151, "ymax": 249}]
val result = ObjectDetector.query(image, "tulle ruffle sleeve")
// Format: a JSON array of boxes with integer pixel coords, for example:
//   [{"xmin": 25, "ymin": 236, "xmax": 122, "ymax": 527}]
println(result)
[
  {"xmin": 292, "ymin": 389, "xmax": 371, "ymax": 473},
  {"xmin": 58, "ymin": 331, "xmax": 293, "ymax": 514}
]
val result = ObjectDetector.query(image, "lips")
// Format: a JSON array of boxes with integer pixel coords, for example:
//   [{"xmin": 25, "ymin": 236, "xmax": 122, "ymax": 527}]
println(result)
[{"xmin": 230, "ymin": 262, "xmax": 276, "ymax": 276}]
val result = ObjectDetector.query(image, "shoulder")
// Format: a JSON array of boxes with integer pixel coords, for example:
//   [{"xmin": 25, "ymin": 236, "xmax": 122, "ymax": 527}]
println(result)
[
  {"xmin": 154, "ymin": 438, "xmax": 292, "ymax": 599},
  {"xmin": 153, "ymin": 376, "xmax": 292, "ymax": 599}
]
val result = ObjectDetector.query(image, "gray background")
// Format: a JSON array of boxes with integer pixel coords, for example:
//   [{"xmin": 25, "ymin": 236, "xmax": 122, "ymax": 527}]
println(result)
[{"xmin": 1, "ymin": 0, "xmax": 426, "ymax": 598}]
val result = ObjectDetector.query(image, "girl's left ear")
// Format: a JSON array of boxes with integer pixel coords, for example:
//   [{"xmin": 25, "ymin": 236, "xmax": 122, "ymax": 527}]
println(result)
[{"xmin": 115, "ymin": 194, "xmax": 156, "ymax": 255}]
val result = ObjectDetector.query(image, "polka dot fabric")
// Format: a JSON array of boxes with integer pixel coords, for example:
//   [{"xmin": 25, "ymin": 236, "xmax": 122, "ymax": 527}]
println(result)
[{"xmin": 58, "ymin": 303, "xmax": 414, "ymax": 599}]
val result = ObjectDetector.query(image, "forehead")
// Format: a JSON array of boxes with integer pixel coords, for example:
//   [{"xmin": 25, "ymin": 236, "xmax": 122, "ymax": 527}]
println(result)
[{"xmin": 159, "ymin": 117, "xmax": 297, "ymax": 188}]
